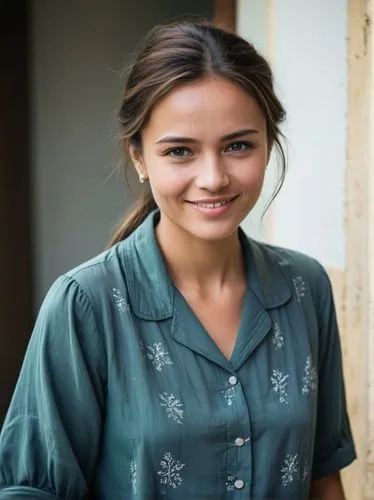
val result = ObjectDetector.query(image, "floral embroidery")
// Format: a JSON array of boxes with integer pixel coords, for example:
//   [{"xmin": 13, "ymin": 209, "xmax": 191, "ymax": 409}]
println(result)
[
  {"xmin": 159, "ymin": 393, "xmax": 184, "ymax": 424},
  {"xmin": 281, "ymin": 453, "xmax": 299, "ymax": 487},
  {"xmin": 271, "ymin": 369, "xmax": 290, "ymax": 404},
  {"xmin": 273, "ymin": 250, "xmax": 290, "ymax": 266},
  {"xmin": 221, "ymin": 386, "xmax": 236, "ymax": 407},
  {"xmin": 292, "ymin": 277, "xmax": 306, "ymax": 303},
  {"xmin": 302, "ymin": 355, "xmax": 318, "ymax": 394},
  {"xmin": 226, "ymin": 475, "xmax": 235, "ymax": 493},
  {"xmin": 272, "ymin": 322, "xmax": 285, "ymax": 350},
  {"xmin": 112, "ymin": 288, "xmax": 130, "ymax": 313},
  {"xmin": 130, "ymin": 460, "xmax": 137, "ymax": 494},
  {"xmin": 301, "ymin": 462, "xmax": 310, "ymax": 482},
  {"xmin": 157, "ymin": 452, "xmax": 185, "ymax": 489},
  {"xmin": 146, "ymin": 343, "xmax": 174, "ymax": 372}
]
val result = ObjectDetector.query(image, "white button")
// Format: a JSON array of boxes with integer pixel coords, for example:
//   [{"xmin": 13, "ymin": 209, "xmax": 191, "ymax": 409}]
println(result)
[
  {"xmin": 234, "ymin": 479, "xmax": 245, "ymax": 489},
  {"xmin": 228, "ymin": 375, "xmax": 238, "ymax": 386},
  {"xmin": 234, "ymin": 437, "xmax": 245, "ymax": 447}
]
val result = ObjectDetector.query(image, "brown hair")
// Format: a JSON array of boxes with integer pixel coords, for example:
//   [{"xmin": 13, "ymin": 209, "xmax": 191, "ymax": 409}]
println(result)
[{"xmin": 109, "ymin": 19, "xmax": 286, "ymax": 246}]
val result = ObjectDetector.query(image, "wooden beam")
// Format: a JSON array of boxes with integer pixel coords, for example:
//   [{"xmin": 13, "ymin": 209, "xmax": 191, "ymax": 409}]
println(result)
[
  {"xmin": 344, "ymin": 0, "xmax": 374, "ymax": 497},
  {"xmin": 213, "ymin": 0, "xmax": 237, "ymax": 32}
]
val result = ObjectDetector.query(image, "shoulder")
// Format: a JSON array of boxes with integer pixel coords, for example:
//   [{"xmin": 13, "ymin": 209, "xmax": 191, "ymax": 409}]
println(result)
[
  {"xmin": 249, "ymin": 239, "xmax": 333, "ymax": 302},
  {"xmin": 40, "ymin": 240, "xmax": 132, "ymax": 318},
  {"xmin": 31, "ymin": 241, "xmax": 136, "ymax": 366},
  {"xmin": 67, "ymin": 242, "xmax": 126, "ymax": 287},
  {"xmin": 258, "ymin": 240, "xmax": 328, "ymax": 278}
]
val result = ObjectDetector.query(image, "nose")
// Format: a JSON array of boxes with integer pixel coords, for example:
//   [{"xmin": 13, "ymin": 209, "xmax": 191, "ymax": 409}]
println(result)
[{"xmin": 194, "ymin": 153, "xmax": 230, "ymax": 192}]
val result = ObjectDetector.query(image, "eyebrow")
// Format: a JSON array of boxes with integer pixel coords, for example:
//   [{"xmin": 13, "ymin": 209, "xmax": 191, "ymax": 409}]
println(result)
[{"xmin": 155, "ymin": 128, "xmax": 259, "ymax": 145}]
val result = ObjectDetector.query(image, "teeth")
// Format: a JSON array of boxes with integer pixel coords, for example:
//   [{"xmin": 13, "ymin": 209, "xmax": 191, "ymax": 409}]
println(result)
[{"xmin": 195, "ymin": 200, "xmax": 230, "ymax": 208}]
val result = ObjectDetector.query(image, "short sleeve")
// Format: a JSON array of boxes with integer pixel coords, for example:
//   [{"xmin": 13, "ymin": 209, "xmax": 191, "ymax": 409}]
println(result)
[
  {"xmin": 311, "ymin": 268, "xmax": 356, "ymax": 480},
  {"xmin": 0, "ymin": 275, "xmax": 107, "ymax": 499}
]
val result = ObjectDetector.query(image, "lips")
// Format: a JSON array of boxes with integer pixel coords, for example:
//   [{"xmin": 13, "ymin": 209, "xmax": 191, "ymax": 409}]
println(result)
[{"xmin": 187, "ymin": 196, "xmax": 238, "ymax": 208}]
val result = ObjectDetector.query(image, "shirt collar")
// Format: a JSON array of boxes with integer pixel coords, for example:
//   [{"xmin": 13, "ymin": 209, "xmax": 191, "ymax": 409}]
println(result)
[
  {"xmin": 240, "ymin": 233, "xmax": 292, "ymax": 309},
  {"xmin": 121, "ymin": 210, "xmax": 174, "ymax": 320},
  {"xmin": 121, "ymin": 210, "xmax": 291, "ymax": 320}
]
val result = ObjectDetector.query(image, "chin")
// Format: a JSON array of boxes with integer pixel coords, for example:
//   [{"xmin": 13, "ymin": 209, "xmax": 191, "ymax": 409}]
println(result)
[{"xmin": 183, "ymin": 220, "xmax": 240, "ymax": 243}]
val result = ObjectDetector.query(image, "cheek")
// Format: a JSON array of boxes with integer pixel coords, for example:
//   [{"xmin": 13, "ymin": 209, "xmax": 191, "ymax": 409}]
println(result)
[
  {"xmin": 148, "ymin": 165, "xmax": 191, "ymax": 199},
  {"xmin": 235, "ymin": 156, "xmax": 266, "ymax": 188}
]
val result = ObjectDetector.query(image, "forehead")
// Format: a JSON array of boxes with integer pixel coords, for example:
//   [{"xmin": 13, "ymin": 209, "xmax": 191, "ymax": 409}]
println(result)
[{"xmin": 143, "ymin": 76, "xmax": 266, "ymax": 139}]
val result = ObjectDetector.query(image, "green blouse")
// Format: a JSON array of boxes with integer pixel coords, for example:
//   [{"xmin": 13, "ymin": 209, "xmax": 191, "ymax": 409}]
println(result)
[{"xmin": 0, "ymin": 211, "xmax": 356, "ymax": 499}]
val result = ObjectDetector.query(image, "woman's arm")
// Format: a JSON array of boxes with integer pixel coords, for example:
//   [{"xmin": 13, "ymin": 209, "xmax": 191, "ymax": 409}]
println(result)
[
  {"xmin": 309, "ymin": 473, "xmax": 345, "ymax": 499},
  {"xmin": 308, "ymin": 266, "xmax": 356, "ymax": 498},
  {"xmin": 0, "ymin": 276, "xmax": 106, "ymax": 499}
]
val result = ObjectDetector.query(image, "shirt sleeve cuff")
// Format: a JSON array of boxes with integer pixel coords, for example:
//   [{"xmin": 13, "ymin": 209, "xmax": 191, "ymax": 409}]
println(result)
[
  {"xmin": 312, "ymin": 441, "xmax": 357, "ymax": 480},
  {"xmin": 0, "ymin": 487, "xmax": 57, "ymax": 499}
]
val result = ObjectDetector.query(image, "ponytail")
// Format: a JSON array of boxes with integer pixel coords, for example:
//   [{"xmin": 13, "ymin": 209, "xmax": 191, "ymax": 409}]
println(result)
[{"xmin": 108, "ymin": 185, "xmax": 157, "ymax": 247}]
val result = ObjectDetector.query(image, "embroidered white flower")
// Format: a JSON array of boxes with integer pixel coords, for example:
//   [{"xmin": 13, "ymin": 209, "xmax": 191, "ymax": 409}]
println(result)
[
  {"xmin": 221, "ymin": 386, "xmax": 236, "ymax": 407},
  {"xmin": 272, "ymin": 322, "xmax": 285, "ymax": 350},
  {"xmin": 302, "ymin": 355, "xmax": 318, "ymax": 394},
  {"xmin": 160, "ymin": 392, "xmax": 184, "ymax": 424},
  {"xmin": 301, "ymin": 462, "xmax": 310, "ymax": 482},
  {"xmin": 274, "ymin": 250, "xmax": 289, "ymax": 266},
  {"xmin": 112, "ymin": 288, "xmax": 130, "ymax": 313},
  {"xmin": 281, "ymin": 453, "xmax": 299, "ymax": 487},
  {"xmin": 130, "ymin": 460, "xmax": 137, "ymax": 494},
  {"xmin": 225, "ymin": 475, "xmax": 235, "ymax": 493},
  {"xmin": 271, "ymin": 369, "xmax": 290, "ymax": 404},
  {"xmin": 158, "ymin": 452, "xmax": 185, "ymax": 489},
  {"xmin": 146, "ymin": 342, "xmax": 174, "ymax": 372},
  {"xmin": 292, "ymin": 277, "xmax": 306, "ymax": 303}
]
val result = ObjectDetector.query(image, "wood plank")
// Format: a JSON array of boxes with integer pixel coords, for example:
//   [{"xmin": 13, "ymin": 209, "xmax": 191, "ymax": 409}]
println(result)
[
  {"xmin": 345, "ymin": 0, "xmax": 374, "ymax": 497},
  {"xmin": 213, "ymin": 0, "xmax": 236, "ymax": 32}
]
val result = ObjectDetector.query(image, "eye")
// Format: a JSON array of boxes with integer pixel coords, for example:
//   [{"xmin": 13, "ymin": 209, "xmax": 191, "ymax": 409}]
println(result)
[
  {"xmin": 164, "ymin": 147, "xmax": 193, "ymax": 158},
  {"xmin": 225, "ymin": 141, "xmax": 255, "ymax": 153}
]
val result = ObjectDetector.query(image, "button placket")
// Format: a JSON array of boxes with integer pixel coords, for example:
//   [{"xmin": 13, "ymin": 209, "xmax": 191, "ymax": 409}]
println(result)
[{"xmin": 224, "ymin": 373, "xmax": 252, "ymax": 495}]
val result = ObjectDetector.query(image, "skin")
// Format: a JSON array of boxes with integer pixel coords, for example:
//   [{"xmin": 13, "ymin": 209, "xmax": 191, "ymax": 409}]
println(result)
[
  {"xmin": 309, "ymin": 474, "xmax": 346, "ymax": 499},
  {"xmin": 129, "ymin": 76, "xmax": 345, "ymax": 499},
  {"xmin": 130, "ymin": 76, "xmax": 268, "ymax": 295}
]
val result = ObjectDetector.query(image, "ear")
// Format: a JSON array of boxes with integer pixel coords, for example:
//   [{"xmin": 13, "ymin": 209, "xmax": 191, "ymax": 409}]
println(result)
[{"xmin": 128, "ymin": 142, "xmax": 147, "ymax": 180}]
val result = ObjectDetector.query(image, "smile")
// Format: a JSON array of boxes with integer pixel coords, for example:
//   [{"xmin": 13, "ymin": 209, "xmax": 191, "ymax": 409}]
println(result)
[
  {"xmin": 185, "ymin": 196, "xmax": 239, "ymax": 217},
  {"xmin": 188, "ymin": 195, "xmax": 239, "ymax": 208},
  {"xmin": 193, "ymin": 200, "xmax": 232, "ymax": 208}
]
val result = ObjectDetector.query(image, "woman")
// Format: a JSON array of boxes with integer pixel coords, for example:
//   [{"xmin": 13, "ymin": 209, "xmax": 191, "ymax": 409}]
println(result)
[{"xmin": 0, "ymin": 20, "xmax": 355, "ymax": 499}]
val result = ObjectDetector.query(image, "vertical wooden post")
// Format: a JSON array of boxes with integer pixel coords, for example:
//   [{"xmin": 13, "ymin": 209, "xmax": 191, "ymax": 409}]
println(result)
[
  {"xmin": 344, "ymin": 0, "xmax": 373, "ymax": 497},
  {"xmin": 363, "ymin": 1, "xmax": 374, "ymax": 496},
  {"xmin": 213, "ymin": 0, "xmax": 237, "ymax": 32}
]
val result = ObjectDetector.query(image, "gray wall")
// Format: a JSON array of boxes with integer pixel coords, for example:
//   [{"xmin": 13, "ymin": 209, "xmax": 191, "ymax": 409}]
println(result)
[{"xmin": 31, "ymin": 0, "xmax": 213, "ymax": 308}]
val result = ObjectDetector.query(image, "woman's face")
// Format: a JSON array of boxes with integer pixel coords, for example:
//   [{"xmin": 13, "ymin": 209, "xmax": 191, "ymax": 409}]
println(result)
[{"xmin": 130, "ymin": 76, "xmax": 269, "ymax": 242}]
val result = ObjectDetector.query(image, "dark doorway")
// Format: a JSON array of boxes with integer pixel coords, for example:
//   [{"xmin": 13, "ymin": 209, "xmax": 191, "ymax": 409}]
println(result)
[{"xmin": 0, "ymin": 1, "xmax": 33, "ymax": 426}]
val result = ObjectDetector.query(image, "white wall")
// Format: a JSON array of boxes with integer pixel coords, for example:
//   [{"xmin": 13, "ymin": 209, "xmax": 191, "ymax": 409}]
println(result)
[
  {"xmin": 237, "ymin": 0, "xmax": 272, "ymax": 242},
  {"xmin": 31, "ymin": 0, "xmax": 213, "ymax": 308},
  {"xmin": 238, "ymin": 0, "xmax": 347, "ymax": 269}
]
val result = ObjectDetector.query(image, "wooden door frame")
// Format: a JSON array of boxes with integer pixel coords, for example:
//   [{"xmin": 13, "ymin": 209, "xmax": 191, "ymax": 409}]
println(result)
[
  {"xmin": 213, "ymin": 0, "xmax": 237, "ymax": 32},
  {"xmin": 345, "ymin": 0, "xmax": 374, "ymax": 498}
]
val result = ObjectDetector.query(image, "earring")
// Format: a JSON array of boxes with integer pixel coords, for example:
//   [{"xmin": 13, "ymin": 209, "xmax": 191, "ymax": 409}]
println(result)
[{"xmin": 139, "ymin": 173, "xmax": 146, "ymax": 184}]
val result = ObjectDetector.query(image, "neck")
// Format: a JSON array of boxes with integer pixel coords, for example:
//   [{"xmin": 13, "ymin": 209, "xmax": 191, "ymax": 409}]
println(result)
[{"xmin": 155, "ymin": 216, "xmax": 245, "ymax": 295}]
